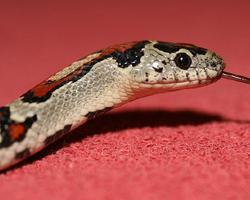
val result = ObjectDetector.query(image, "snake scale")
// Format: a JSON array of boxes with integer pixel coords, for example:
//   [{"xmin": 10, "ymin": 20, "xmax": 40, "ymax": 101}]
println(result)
[{"xmin": 1, "ymin": 40, "xmax": 248, "ymax": 171}]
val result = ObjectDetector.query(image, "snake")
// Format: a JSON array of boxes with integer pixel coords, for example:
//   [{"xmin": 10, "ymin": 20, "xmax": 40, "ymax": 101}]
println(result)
[{"xmin": 0, "ymin": 40, "xmax": 249, "ymax": 171}]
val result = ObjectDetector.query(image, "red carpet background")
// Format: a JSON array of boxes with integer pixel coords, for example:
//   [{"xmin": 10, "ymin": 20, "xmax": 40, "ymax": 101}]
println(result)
[{"xmin": 0, "ymin": 0, "xmax": 250, "ymax": 199}]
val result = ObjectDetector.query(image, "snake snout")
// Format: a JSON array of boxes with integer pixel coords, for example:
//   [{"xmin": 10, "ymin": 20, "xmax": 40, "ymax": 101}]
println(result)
[{"xmin": 207, "ymin": 51, "xmax": 225, "ymax": 70}]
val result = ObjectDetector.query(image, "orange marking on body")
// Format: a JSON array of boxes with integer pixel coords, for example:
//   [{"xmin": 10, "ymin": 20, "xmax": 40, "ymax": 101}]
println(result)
[
  {"xmin": 99, "ymin": 41, "xmax": 138, "ymax": 57},
  {"xmin": 29, "ymin": 67, "xmax": 85, "ymax": 97},
  {"xmin": 30, "ymin": 79, "xmax": 66, "ymax": 97},
  {"xmin": 9, "ymin": 124, "xmax": 25, "ymax": 141},
  {"xmin": 177, "ymin": 43, "xmax": 198, "ymax": 48},
  {"xmin": 28, "ymin": 42, "xmax": 138, "ymax": 98}
]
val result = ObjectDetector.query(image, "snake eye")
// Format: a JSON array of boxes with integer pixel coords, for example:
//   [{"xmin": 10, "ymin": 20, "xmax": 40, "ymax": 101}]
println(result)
[{"xmin": 174, "ymin": 53, "xmax": 192, "ymax": 70}]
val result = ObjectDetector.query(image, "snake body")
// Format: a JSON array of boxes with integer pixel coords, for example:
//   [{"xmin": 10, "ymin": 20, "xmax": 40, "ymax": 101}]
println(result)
[{"xmin": 0, "ymin": 40, "xmax": 224, "ymax": 171}]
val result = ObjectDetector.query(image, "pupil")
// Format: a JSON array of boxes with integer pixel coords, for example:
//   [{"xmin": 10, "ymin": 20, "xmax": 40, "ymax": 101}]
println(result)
[{"xmin": 174, "ymin": 53, "xmax": 192, "ymax": 70}]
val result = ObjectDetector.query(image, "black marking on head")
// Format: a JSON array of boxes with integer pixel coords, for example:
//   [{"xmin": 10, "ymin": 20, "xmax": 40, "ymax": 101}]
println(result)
[
  {"xmin": 162, "ymin": 60, "xmax": 167, "ymax": 65},
  {"xmin": 153, "ymin": 67, "xmax": 163, "ymax": 73},
  {"xmin": 195, "ymin": 68, "xmax": 201, "ymax": 84},
  {"xmin": 186, "ymin": 71, "xmax": 190, "ymax": 81},
  {"xmin": 86, "ymin": 107, "xmax": 112, "ymax": 120},
  {"xmin": 145, "ymin": 72, "xmax": 149, "ymax": 82},
  {"xmin": 0, "ymin": 106, "xmax": 37, "ymax": 148},
  {"xmin": 204, "ymin": 69, "xmax": 209, "ymax": 79},
  {"xmin": 15, "ymin": 149, "xmax": 31, "ymax": 160},
  {"xmin": 44, "ymin": 124, "xmax": 72, "ymax": 146},
  {"xmin": 210, "ymin": 62, "xmax": 217, "ymax": 68},
  {"xmin": 154, "ymin": 42, "xmax": 180, "ymax": 54},
  {"xmin": 111, "ymin": 41, "xmax": 150, "ymax": 68},
  {"xmin": 154, "ymin": 41, "xmax": 207, "ymax": 56}
]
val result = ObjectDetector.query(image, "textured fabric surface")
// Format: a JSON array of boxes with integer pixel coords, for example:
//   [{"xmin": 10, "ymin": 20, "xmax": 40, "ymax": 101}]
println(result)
[{"xmin": 0, "ymin": 1, "xmax": 250, "ymax": 200}]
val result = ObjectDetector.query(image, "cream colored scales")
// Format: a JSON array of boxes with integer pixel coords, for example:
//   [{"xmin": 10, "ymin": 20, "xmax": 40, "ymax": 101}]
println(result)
[{"xmin": 0, "ymin": 40, "xmax": 249, "ymax": 171}]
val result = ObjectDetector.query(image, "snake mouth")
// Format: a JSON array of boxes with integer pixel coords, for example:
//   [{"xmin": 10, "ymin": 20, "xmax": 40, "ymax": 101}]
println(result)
[
  {"xmin": 141, "ymin": 68, "xmax": 223, "ymax": 87},
  {"xmin": 139, "ymin": 77, "xmax": 217, "ymax": 90}
]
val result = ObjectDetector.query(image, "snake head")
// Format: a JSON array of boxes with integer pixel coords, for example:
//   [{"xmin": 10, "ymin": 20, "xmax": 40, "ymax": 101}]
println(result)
[{"xmin": 129, "ymin": 41, "xmax": 225, "ymax": 91}]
